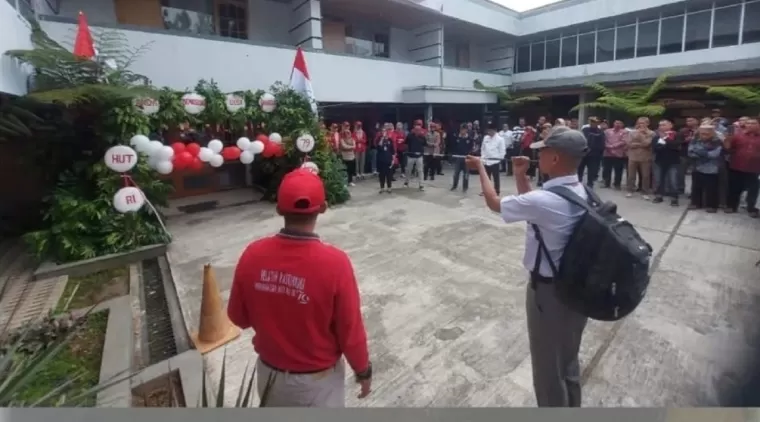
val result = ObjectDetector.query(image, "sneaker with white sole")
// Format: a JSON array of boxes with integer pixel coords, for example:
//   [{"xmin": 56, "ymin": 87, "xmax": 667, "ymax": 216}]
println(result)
[{"xmin": 626, "ymin": 193, "xmax": 634, "ymax": 198}]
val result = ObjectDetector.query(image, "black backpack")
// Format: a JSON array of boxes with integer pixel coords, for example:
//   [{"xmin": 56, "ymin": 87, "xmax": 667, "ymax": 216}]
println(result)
[{"xmin": 532, "ymin": 186, "xmax": 653, "ymax": 321}]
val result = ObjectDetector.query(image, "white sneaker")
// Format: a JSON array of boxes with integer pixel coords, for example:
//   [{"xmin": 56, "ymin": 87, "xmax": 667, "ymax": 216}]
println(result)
[
  {"xmin": 642, "ymin": 195, "xmax": 650, "ymax": 200},
  {"xmin": 350, "ymin": 182, "xmax": 356, "ymax": 187},
  {"xmin": 626, "ymin": 193, "xmax": 633, "ymax": 198}
]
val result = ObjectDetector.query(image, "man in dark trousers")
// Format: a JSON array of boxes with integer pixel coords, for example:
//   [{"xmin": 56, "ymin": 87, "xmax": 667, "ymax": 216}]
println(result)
[
  {"xmin": 227, "ymin": 169, "xmax": 372, "ymax": 407},
  {"xmin": 465, "ymin": 126, "xmax": 590, "ymax": 407},
  {"xmin": 404, "ymin": 120, "xmax": 427, "ymax": 191},
  {"xmin": 579, "ymin": 117, "xmax": 605, "ymax": 188}
]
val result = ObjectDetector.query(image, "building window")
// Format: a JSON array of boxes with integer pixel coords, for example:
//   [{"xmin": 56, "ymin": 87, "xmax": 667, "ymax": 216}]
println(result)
[
  {"xmin": 712, "ymin": 5, "xmax": 741, "ymax": 47},
  {"xmin": 636, "ymin": 20, "xmax": 659, "ymax": 57},
  {"xmin": 561, "ymin": 35, "xmax": 577, "ymax": 67},
  {"xmin": 578, "ymin": 32, "xmax": 595, "ymax": 64},
  {"xmin": 660, "ymin": 15, "xmax": 685, "ymax": 54},
  {"xmin": 216, "ymin": 0, "xmax": 248, "ymax": 40},
  {"xmin": 615, "ymin": 25, "xmax": 635, "ymax": 60},
  {"xmin": 545, "ymin": 39, "xmax": 560, "ymax": 69},
  {"xmin": 744, "ymin": 1, "xmax": 760, "ymax": 44},
  {"xmin": 516, "ymin": 44, "xmax": 531, "ymax": 73},
  {"xmin": 345, "ymin": 26, "xmax": 389, "ymax": 58},
  {"xmin": 530, "ymin": 42, "xmax": 545, "ymax": 71},
  {"xmin": 684, "ymin": 11, "xmax": 711, "ymax": 51},
  {"xmin": 596, "ymin": 29, "xmax": 614, "ymax": 62},
  {"xmin": 373, "ymin": 33, "xmax": 390, "ymax": 58}
]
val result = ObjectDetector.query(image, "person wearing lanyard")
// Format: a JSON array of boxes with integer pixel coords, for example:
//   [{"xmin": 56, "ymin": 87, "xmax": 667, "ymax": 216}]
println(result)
[
  {"xmin": 465, "ymin": 126, "xmax": 590, "ymax": 407},
  {"xmin": 227, "ymin": 169, "xmax": 373, "ymax": 407},
  {"xmin": 479, "ymin": 123, "xmax": 506, "ymax": 196}
]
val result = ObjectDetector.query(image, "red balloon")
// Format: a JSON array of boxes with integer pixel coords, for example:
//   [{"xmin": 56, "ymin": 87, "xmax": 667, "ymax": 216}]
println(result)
[
  {"xmin": 271, "ymin": 143, "xmax": 285, "ymax": 158},
  {"xmin": 261, "ymin": 142, "xmax": 275, "ymax": 158},
  {"xmin": 186, "ymin": 142, "xmax": 201, "ymax": 157},
  {"xmin": 175, "ymin": 151, "xmax": 193, "ymax": 169},
  {"xmin": 189, "ymin": 157, "xmax": 203, "ymax": 171},
  {"xmin": 222, "ymin": 146, "xmax": 241, "ymax": 161},
  {"xmin": 171, "ymin": 142, "xmax": 186, "ymax": 155},
  {"xmin": 172, "ymin": 155, "xmax": 186, "ymax": 170},
  {"xmin": 256, "ymin": 134, "xmax": 269, "ymax": 143}
]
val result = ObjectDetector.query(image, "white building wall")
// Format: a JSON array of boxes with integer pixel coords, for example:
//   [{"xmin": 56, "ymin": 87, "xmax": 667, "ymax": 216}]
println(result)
[
  {"xmin": 474, "ymin": 43, "xmax": 514, "ymax": 75},
  {"xmin": 408, "ymin": 23, "xmax": 443, "ymax": 66},
  {"xmin": 38, "ymin": 20, "xmax": 509, "ymax": 102},
  {"xmin": 0, "ymin": 1, "xmax": 33, "ymax": 96},
  {"xmin": 389, "ymin": 27, "xmax": 413, "ymax": 62},
  {"xmin": 289, "ymin": 0, "xmax": 322, "ymax": 49}
]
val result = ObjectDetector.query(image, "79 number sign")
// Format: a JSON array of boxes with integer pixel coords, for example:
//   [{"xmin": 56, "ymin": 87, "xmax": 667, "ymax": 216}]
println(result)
[{"xmin": 295, "ymin": 133, "xmax": 315, "ymax": 153}]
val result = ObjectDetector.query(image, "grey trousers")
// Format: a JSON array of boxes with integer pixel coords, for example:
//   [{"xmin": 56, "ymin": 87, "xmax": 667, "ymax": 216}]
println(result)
[
  {"xmin": 526, "ymin": 281, "xmax": 588, "ymax": 407},
  {"xmin": 405, "ymin": 156, "xmax": 424, "ymax": 187},
  {"xmin": 256, "ymin": 358, "xmax": 346, "ymax": 407}
]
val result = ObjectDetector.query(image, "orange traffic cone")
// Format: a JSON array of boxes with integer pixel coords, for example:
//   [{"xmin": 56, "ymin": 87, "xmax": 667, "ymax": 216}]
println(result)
[{"xmin": 191, "ymin": 264, "xmax": 240, "ymax": 354}]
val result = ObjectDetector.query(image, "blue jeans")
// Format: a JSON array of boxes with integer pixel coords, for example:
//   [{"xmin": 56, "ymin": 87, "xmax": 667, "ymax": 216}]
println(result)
[
  {"xmin": 451, "ymin": 157, "xmax": 469, "ymax": 190},
  {"xmin": 653, "ymin": 162, "xmax": 679, "ymax": 199}
]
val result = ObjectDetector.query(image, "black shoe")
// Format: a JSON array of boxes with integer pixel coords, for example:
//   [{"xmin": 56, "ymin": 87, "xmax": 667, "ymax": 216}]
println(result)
[
  {"xmin": 653, "ymin": 197, "xmax": 664, "ymax": 203},
  {"xmin": 603, "ymin": 184, "xmax": 611, "ymax": 188},
  {"xmin": 450, "ymin": 186, "xmax": 457, "ymax": 191},
  {"xmin": 670, "ymin": 198, "xmax": 679, "ymax": 207},
  {"xmin": 430, "ymin": 176, "xmax": 435, "ymax": 181}
]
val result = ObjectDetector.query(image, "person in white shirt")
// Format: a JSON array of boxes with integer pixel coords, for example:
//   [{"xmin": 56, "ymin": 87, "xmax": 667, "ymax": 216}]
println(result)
[
  {"xmin": 499, "ymin": 124, "xmax": 514, "ymax": 173},
  {"xmin": 479, "ymin": 123, "xmax": 507, "ymax": 195},
  {"xmin": 465, "ymin": 126, "xmax": 590, "ymax": 408}
]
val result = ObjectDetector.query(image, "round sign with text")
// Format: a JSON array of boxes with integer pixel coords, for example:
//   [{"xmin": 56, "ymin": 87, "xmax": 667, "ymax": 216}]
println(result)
[
  {"xmin": 259, "ymin": 93, "xmax": 276, "ymax": 113},
  {"xmin": 225, "ymin": 94, "xmax": 245, "ymax": 113},
  {"xmin": 113, "ymin": 186, "xmax": 146, "ymax": 213},
  {"xmin": 104, "ymin": 145, "xmax": 139, "ymax": 173},
  {"xmin": 133, "ymin": 97, "xmax": 160, "ymax": 115},
  {"xmin": 295, "ymin": 133, "xmax": 315, "ymax": 153},
  {"xmin": 182, "ymin": 93, "xmax": 206, "ymax": 115}
]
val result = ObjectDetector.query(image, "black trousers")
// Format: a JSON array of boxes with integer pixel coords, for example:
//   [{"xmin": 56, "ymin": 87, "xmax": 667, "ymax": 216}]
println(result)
[
  {"xmin": 690, "ymin": 172, "xmax": 719, "ymax": 209},
  {"xmin": 578, "ymin": 155, "xmax": 601, "ymax": 187},
  {"xmin": 727, "ymin": 168, "xmax": 760, "ymax": 211},
  {"xmin": 423, "ymin": 155, "xmax": 438, "ymax": 179},
  {"xmin": 485, "ymin": 163, "xmax": 501, "ymax": 194},
  {"xmin": 503, "ymin": 147, "xmax": 518, "ymax": 175},
  {"xmin": 520, "ymin": 147, "xmax": 537, "ymax": 178},
  {"xmin": 378, "ymin": 163, "xmax": 393, "ymax": 188},
  {"xmin": 435, "ymin": 155, "xmax": 443, "ymax": 174},
  {"xmin": 343, "ymin": 159, "xmax": 356, "ymax": 184},
  {"xmin": 602, "ymin": 156, "xmax": 625, "ymax": 188}
]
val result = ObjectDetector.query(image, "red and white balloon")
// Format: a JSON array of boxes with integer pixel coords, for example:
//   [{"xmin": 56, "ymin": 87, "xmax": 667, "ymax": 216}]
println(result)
[
  {"xmin": 301, "ymin": 161, "xmax": 319, "ymax": 175},
  {"xmin": 259, "ymin": 93, "xmax": 276, "ymax": 113},
  {"xmin": 133, "ymin": 97, "xmax": 160, "ymax": 116},
  {"xmin": 182, "ymin": 93, "xmax": 206, "ymax": 115},
  {"xmin": 113, "ymin": 186, "xmax": 146, "ymax": 213},
  {"xmin": 225, "ymin": 94, "xmax": 245, "ymax": 113}
]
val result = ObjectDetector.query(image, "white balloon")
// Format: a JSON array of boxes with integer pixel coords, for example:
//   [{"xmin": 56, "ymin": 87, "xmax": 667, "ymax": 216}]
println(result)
[
  {"xmin": 198, "ymin": 147, "xmax": 214, "ymax": 162},
  {"xmin": 155, "ymin": 160, "xmax": 173, "ymax": 175},
  {"xmin": 182, "ymin": 92, "xmax": 206, "ymax": 115},
  {"xmin": 259, "ymin": 93, "xmax": 276, "ymax": 113},
  {"xmin": 236, "ymin": 137, "xmax": 252, "ymax": 151},
  {"xmin": 250, "ymin": 140, "xmax": 265, "ymax": 154},
  {"xmin": 269, "ymin": 133, "xmax": 282, "ymax": 144},
  {"xmin": 148, "ymin": 155, "xmax": 161, "ymax": 169},
  {"xmin": 239, "ymin": 150, "xmax": 254, "ymax": 165},
  {"xmin": 130, "ymin": 135, "xmax": 150, "ymax": 153},
  {"xmin": 156, "ymin": 145, "xmax": 174, "ymax": 161},
  {"xmin": 146, "ymin": 140, "xmax": 164, "ymax": 156},
  {"xmin": 301, "ymin": 161, "xmax": 319, "ymax": 175},
  {"xmin": 295, "ymin": 133, "xmax": 315, "ymax": 153},
  {"xmin": 104, "ymin": 145, "xmax": 138, "ymax": 173},
  {"xmin": 208, "ymin": 139, "xmax": 224, "ymax": 154},
  {"xmin": 113, "ymin": 186, "xmax": 145, "ymax": 213},
  {"xmin": 209, "ymin": 154, "xmax": 224, "ymax": 168}
]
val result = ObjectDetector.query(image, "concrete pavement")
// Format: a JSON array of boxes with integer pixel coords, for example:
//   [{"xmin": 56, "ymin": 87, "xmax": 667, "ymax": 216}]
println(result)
[{"xmin": 165, "ymin": 169, "xmax": 760, "ymax": 407}]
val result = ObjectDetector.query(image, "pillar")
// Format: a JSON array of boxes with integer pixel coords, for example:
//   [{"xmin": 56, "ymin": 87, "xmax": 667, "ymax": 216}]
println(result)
[
  {"xmin": 290, "ymin": 0, "xmax": 322, "ymax": 49},
  {"xmin": 425, "ymin": 104, "xmax": 433, "ymax": 124},
  {"xmin": 577, "ymin": 92, "xmax": 590, "ymax": 124}
]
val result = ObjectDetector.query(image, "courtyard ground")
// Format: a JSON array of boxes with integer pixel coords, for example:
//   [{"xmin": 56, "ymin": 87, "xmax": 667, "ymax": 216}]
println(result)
[{"xmin": 166, "ymin": 169, "xmax": 760, "ymax": 407}]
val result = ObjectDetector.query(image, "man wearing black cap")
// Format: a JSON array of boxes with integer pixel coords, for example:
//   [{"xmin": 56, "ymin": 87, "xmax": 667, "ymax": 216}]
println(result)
[
  {"xmin": 466, "ymin": 126, "xmax": 590, "ymax": 408},
  {"xmin": 227, "ymin": 169, "xmax": 372, "ymax": 407}
]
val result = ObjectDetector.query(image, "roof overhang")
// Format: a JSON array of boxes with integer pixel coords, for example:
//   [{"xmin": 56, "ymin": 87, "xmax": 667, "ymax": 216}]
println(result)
[{"xmin": 402, "ymin": 86, "xmax": 497, "ymax": 104}]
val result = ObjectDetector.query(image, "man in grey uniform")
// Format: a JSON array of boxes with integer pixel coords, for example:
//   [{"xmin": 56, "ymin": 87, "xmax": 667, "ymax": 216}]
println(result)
[{"xmin": 466, "ymin": 126, "xmax": 590, "ymax": 407}]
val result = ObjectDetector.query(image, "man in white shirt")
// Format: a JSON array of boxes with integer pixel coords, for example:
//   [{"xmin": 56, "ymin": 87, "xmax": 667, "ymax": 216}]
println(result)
[
  {"xmin": 465, "ymin": 126, "xmax": 590, "ymax": 408},
  {"xmin": 499, "ymin": 124, "xmax": 514, "ymax": 173},
  {"xmin": 479, "ymin": 123, "xmax": 506, "ymax": 195}
]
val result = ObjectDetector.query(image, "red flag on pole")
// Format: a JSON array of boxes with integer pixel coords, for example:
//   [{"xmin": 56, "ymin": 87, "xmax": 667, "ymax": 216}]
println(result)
[
  {"xmin": 73, "ymin": 11, "xmax": 95, "ymax": 59},
  {"xmin": 289, "ymin": 47, "xmax": 317, "ymax": 115}
]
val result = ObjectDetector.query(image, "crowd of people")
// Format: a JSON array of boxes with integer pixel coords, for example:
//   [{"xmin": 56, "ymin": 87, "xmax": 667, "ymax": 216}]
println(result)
[{"xmin": 321, "ymin": 109, "xmax": 760, "ymax": 218}]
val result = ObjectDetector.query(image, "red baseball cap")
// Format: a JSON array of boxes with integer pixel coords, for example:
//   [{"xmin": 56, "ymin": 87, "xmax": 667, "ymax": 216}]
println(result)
[{"xmin": 277, "ymin": 169, "xmax": 326, "ymax": 214}]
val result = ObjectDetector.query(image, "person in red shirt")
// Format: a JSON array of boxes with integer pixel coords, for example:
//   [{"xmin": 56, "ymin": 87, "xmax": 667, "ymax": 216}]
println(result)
[
  {"xmin": 394, "ymin": 122, "xmax": 407, "ymax": 177},
  {"xmin": 353, "ymin": 121, "xmax": 367, "ymax": 180},
  {"xmin": 227, "ymin": 169, "xmax": 372, "ymax": 407},
  {"xmin": 725, "ymin": 118, "xmax": 760, "ymax": 217},
  {"xmin": 329, "ymin": 123, "xmax": 340, "ymax": 155}
]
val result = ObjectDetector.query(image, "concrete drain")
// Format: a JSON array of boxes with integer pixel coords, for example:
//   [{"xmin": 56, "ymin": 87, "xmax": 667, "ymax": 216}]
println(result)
[{"xmin": 142, "ymin": 258, "xmax": 178, "ymax": 365}]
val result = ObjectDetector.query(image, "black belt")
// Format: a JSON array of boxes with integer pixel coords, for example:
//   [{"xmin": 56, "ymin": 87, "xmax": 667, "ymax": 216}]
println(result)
[
  {"xmin": 529, "ymin": 272, "xmax": 553, "ymax": 290},
  {"xmin": 260, "ymin": 359, "xmax": 335, "ymax": 375}
]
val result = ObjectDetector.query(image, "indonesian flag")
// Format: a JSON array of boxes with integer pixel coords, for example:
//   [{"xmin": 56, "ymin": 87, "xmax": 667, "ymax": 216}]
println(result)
[
  {"xmin": 73, "ymin": 11, "xmax": 95, "ymax": 59},
  {"xmin": 289, "ymin": 47, "xmax": 318, "ymax": 115}
]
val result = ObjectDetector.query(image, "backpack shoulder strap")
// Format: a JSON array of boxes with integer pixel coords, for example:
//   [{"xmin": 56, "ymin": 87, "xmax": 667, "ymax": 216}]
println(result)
[{"xmin": 545, "ymin": 185, "xmax": 599, "ymax": 210}]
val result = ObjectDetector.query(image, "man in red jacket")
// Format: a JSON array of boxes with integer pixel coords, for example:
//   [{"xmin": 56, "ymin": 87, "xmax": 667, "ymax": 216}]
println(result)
[{"xmin": 227, "ymin": 169, "xmax": 372, "ymax": 407}]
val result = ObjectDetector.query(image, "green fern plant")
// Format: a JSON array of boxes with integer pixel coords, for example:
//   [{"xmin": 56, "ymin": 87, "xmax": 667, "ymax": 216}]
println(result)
[
  {"xmin": 198, "ymin": 349, "xmax": 276, "ymax": 407},
  {"xmin": 571, "ymin": 73, "xmax": 706, "ymax": 117},
  {"xmin": 706, "ymin": 85, "xmax": 760, "ymax": 108},
  {"xmin": 472, "ymin": 80, "xmax": 541, "ymax": 108}
]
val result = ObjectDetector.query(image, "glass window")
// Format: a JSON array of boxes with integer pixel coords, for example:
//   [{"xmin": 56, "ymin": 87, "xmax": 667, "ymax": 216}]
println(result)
[
  {"xmin": 615, "ymin": 25, "xmax": 636, "ymax": 60},
  {"xmin": 596, "ymin": 29, "xmax": 614, "ymax": 62},
  {"xmin": 687, "ymin": 0, "xmax": 713, "ymax": 12},
  {"xmin": 684, "ymin": 11, "xmax": 711, "ymax": 51},
  {"xmin": 516, "ymin": 44, "xmax": 530, "ymax": 73},
  {"xmin": 712, "ymin": 5, "xmax": 741, "ymax": 47},
  {"xmin": 530, "ymin": 42, "xmax": 545, "ymax": 71},
  {"xmin": 545, "ymin": 39, "xmax": 560, "ymax": 69},
  {"xmin": 636, "ymin": 20, "xmax": 659, "ymax": 57},
  {"xmin": 373, "ymin": 33, "xmax": 390, "ymax": 58},
  {"xmin": 561, "ymin": 35, "xmax": 577, "ymax": 67},
  {"xmin": 715, "ymin": 0, "xmax": 741, "ymax": 6},
  {"xmin": 578, "ymin": 32, "xmax": 595, "ymax": 64},
  {"xmin": 661, "ymin": 2, "xmax": 686, "ymax": 18},
  {"xmin": 660, "ymin": 15, "xmax": 684, "ymax": 54},
  {"xmin": 744, "ymin": 1, "xmax": 760, "ymax": 44}
]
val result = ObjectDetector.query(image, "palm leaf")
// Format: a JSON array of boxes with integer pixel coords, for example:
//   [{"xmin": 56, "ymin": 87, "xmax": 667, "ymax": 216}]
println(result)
[
  {"xmin": 640, "ymin": 72, "xmax": 672, "ymax": 103},
  {"xmin": 706, "ymin": 86, "xmax": 760, "ymax": 106}
]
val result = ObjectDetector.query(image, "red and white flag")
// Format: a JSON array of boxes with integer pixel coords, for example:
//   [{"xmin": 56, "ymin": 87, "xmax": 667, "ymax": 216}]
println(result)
[
  {"xmin": 73, "ymin": 11, "xmax": 95, "ymax": 59},
  {"xmin": 289, "ymin": 47, "xmax": 318, "ymax": 115}
]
